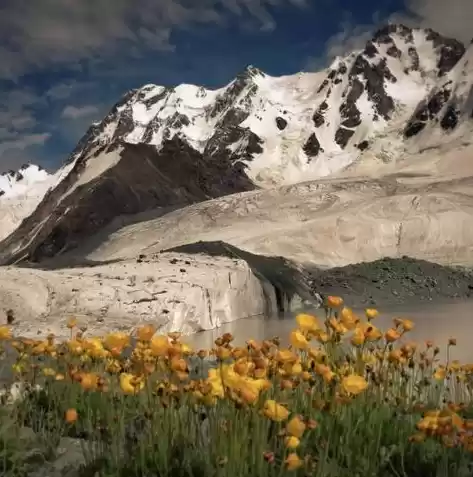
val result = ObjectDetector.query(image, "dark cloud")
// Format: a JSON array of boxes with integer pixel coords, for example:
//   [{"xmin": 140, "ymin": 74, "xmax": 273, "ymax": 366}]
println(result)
[{"xmin": 0, "ymin": 0, "xmax": 306, "ymax": 79}]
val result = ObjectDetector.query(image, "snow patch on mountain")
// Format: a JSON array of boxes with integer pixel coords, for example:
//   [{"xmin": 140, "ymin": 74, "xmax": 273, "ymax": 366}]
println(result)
[{"xmin": 0, "ymin": 164, "xmax": 50, "ymax": 198}]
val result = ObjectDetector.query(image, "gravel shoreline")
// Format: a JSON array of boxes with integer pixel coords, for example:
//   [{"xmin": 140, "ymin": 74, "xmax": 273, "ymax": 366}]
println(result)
[{"xmin": 308, "ymin": 256, "xmax": 473, "ymax": 308}]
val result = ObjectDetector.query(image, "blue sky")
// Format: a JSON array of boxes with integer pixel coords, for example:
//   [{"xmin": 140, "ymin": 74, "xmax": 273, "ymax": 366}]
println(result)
[{"xmin": 0, "ymin": 0, "xmax": 470, "ymax": 173}]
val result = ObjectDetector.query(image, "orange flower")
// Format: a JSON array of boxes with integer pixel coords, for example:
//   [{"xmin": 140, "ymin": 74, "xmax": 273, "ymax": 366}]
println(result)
[
  {"xmin": 65, "ymin": 408, "xmax": 78, "ymax": 424},
  {"xmin": 79, "ymin": 372, "xmax": 99, "ymax": 391},
  {"xmin": 398, "ymin": 318, "xmax": 414, "ymax": 332},
  {"xmin": 150, "ymin": 335, "xmax": 170, "ymax": 357},
  {"xmin": 326, "ymin": 296, "xmax": 343, "ymax": 308},
  {"xmin": 137, "ymin": 324, "xmax": 156, "ymax": 341},
  {"xmin": 385, "ymin": 328, "xmax": 401, "ymax": 343}
]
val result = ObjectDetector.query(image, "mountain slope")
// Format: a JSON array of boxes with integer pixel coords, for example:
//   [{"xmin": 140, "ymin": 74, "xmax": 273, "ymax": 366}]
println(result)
[
  {"xmin": 0, "ymin": 139, "xmax": 254, "ymax": 263},
  {"xmin": 404, "ymin": 40, "xmax": 473, "ymax": 141},
  {"xmin": 0, "ymin": 23, "xmax": 470, "ymax": 265},
  {"xmin": 66, "ymin": 163, "xmax": 473, "ymax": 269},
  {"xmin": 0, "ymin": 164, "xmax": 56, "ymax": 242}
]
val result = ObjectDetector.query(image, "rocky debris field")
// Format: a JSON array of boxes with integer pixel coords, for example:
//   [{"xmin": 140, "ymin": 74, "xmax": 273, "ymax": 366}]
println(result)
[{"xmin": 308, "ymin": 256, "xmax": 473, "ymax": 307}]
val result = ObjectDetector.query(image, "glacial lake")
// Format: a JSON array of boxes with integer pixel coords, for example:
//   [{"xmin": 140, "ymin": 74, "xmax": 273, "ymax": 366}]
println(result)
[{"xmin": 187, "ymin": 299, "xmax": 473, "ymax": 363}]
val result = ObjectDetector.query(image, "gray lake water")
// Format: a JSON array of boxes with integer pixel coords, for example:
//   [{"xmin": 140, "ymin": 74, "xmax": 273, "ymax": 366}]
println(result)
[{"xmin": 186, "ymin": 299, "xmax": 473, "ymax": 363}]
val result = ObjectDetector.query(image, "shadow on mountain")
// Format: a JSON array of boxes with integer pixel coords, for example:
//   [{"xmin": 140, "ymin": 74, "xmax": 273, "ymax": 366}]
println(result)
[{"xmin": 0, "ymin": 138, "xmax": 255, "ymax": 266}]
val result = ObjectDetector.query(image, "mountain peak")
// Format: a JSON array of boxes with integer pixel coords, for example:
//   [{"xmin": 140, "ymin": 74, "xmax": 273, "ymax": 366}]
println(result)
[{"xmin": 238, "ymin": 65, "xmax": 265, "ymax": 80}]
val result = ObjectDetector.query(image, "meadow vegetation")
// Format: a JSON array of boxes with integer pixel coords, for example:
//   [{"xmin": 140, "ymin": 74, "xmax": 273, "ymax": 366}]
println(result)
[{"xmin": 1, "ymin": 296, "xmax": 473, "ymax": 476}]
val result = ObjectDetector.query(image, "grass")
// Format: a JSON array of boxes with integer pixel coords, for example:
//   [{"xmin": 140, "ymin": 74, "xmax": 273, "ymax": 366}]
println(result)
[{"xmin": 0, "ymin": 297, "xmax": 473, "ymax": 476}]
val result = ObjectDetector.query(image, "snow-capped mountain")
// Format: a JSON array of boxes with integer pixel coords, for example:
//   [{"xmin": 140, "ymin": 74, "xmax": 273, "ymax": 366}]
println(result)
[
  {"xmin": 0, "ymin": 164, "xmax": 50, "ymax": 198},
  {"xmin": 62, "ymin": 25, "xmax": 465, "ymax": 185},
  {"xmin": 0, "ymin": 23, "xmax": 471, "ymax": 265}
]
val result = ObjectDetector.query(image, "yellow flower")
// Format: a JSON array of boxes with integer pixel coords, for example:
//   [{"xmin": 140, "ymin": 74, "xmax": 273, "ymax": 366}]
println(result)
[
  {"xmin": 119, "ymin": 373, "xmax": 145, "ymax": 395},
  {"xmin": 365, "ymin": 308, "xmax": 379, "ymax": 320},
  {"xmin": 137, "ymin": 324, "xmax": 156, "ymax": 341},
  {"xmin": 328, "ymin": 317, "xmax": 348, "ymax": 334},
  {"xmin": 289, "ymin": 330, "xmax": 309, "ymax": 350},
  {"xmin": 291, "ymin": 362, "xmax": 303, "ymax": 375},
  {"xmin": 276, "ymin": 349, "xmax": 298, "ymax": 363},
  {"xmin": 150, "ymin": 335, "xmax": 169, "ymax": 357},
  {"xmin": 104, "ymin": 332, "xmax": 130, "ymax": 351},
  {"xmin": 66, "ymin": 317, "xmax": 77, "ymax": 329},
  {"xmin": 340, "ymin": 307, "xmax": 358, "ymax": 330},
  {"xmin": 341, "ymin": 374, "xmax": 368, "ymax": 395},
  {"xmin": 326, "ymin": 296, "xmax": 343, "ymax": 308},
  {"xmin": 84, "ymin": 338, "xmax": 108, "ymax": 358},
  {"xmin": 263, "ymin": 400, "xmax": 289, "ymax": 422},
  {"xmin": 284, "ymin": 436, "xmax": 300, "ymax": 449},
  {"xmin": 67, "ymin": 339, "xmax": 84, "ymax": 355},
  {"xmin": 0, "ymin": 326, "xmax": 12, "ymax": 340},
  {"xmin": 286, "ymin": 415, "xmax": 306, "ymax": 438},
  {"xmin": 315, "ymin": 330, "xmax": 330, "ymax": 343},
  {"xmin": 42, "ymin": 367, "xmax": 56, "ymax": 377},
  {"xmin": 350, "ymin": 327, "xmax": 365, "ymax": 346},
  {"xmin": 416, "ymin": 414, "xmax": 439, "ymax": 433},
  {"xmin": 358, "ymin": 322, "xmax": 382, "ymax": 342},
  {"xmin": 394, "ymin": 318, "xmax": 414, "ymax": 331},
  {"xmin": 433, "ymin": 366, "xmax": 447, "ymax": 380},
  {"xmin": 295, "ymin": 313, "xmax": 320, "ymax": 332},
  {"xmin": 207, "ymin": 368, "xmax": 225, "ymax": 398},
  {"xmin": 285, "ymin": 453, "xmax": 303, "ymax": 471}
]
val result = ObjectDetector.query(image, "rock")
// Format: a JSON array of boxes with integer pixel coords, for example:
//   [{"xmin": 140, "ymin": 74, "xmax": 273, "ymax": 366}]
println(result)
[
  {"xmin": 29, "ymin": 437, "xmax": 87, "ymax": 477},
  {"xmin": 0, "ymin": 253, "xmax": 269, "ymax": 340},
  {"xmin": 275, "ymin": 117, "xmax": 287, "ymax": 130},
  {"xmin": 334, "ymin": 127, "xmax": 355, "ymax": 148},
  {"xmin": 303, "ymin": 133, "xmax": 323, "ymax": 159}
]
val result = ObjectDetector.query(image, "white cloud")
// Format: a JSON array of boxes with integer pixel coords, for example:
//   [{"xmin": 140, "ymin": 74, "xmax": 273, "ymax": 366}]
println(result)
[
  {"xmin": 318, "ymin": 0, "xmax": 473, "ymax": 70},
  {"xmin": 324, "ymin": 22, "xmax": 374, "ymax": 61},
  {"xmin": 61, "ymin": 105, "xmax": 100, "ymax": 120},
  {"xmin": 400, "ymin": 0, "xmax": 473, "ymax": 43},
  {"xmin": 0, "ymin": 0, "xmax": 306, "ymax": 79}
]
